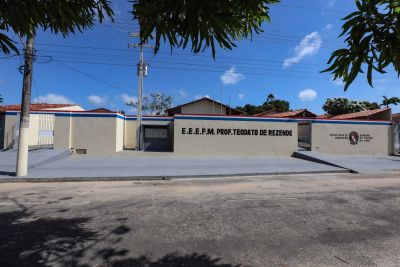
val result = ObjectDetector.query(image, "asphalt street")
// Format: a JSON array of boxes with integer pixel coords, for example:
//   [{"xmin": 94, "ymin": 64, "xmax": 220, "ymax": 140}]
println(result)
[{"xmin": 1, "ymin": 173, "xmax": 400, "ymax": 266}]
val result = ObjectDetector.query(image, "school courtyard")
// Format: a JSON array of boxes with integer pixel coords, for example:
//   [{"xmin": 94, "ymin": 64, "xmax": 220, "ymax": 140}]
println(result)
[{"xmin": 1, "ymin": 172, "xmax": 400, "ymax": 267}]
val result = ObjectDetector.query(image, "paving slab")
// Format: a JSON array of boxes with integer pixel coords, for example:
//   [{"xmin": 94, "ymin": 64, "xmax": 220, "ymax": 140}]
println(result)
[
  {"xmin": 0, "ymin": 150, "xmax": 347, "ymax": 181},
  {"xmin": 294, "ymin": 150, "xmax": 400, "ymax": 174}
]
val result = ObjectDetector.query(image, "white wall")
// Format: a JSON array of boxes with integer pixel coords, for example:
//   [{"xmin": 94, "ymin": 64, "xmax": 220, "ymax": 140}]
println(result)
[
  {"xmin": 311, "ymin": 121, "xmax": 393, "ymax": 155},
  {"xmin": 181, "ymin": 100, "xmax": 227, "ymax": 115},
  {"xmin": 174, "ymin": 115, "xmax": 298, "ymax": 156}
]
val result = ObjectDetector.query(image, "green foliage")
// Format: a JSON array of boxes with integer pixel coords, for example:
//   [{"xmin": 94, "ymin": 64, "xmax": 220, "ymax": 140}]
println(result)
[
  {"xmin": 322, "ymin": 0, "xmax": 400, "ymax": 90},
  {"xmin": 322, "ymin": 98, "xmax": 379, "ymax": 116},
  {"xmin": 132, "ymin": 0, "xmax": 279, "ymax": 58},
  {"xmin": 236, "ymin": 104, "xmax": 264, "ymax": 115},
  {"xmin": 262, "ymin": 94, "xmax": 289, "ymax": 112},
  {"xmin": 381, "ymin": 96, "xmax": 400, "ymax": 108},
  {"xmin": 127, "ymin": 92, "xmax": 173, "ymax": 115},
  {"xmin": 236, "ymin": 93, "xmax": 289, "ymax": 115},
  {"xmin": 0, "ymin": 0, "xmax": 114, "ymax": 54},
  {"xmin": 0, "ymin": 94, "xmax": 3, "ymax": 103}
]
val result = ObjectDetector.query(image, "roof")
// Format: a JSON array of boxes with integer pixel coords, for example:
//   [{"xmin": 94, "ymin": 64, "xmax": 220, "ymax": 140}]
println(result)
[
  {"xmin": 87, "ymin": 108, "xmax": 115, "ymax": 113},
  {"xmin": 254, "ymin": 110, "xmax": 280, "ymax": 117},
  {"xmin": 393, "ymin": 113, "xmax": 400, "ymax": 121},
  {"xmin": 0, "ymin": 103, "xmax": 77, "ymax": 112},
  {"xmin": 262, "ymin": 109, "xmax": 317, "ymax": 118},
  {"xmin": 316, "ymin": 114, "xmax": 332, "ymax": 119},
  {"xmin": 332, "ymin": 108, "xmax": 391, "ymax": 120},
  {"xmin": 166, "ymin": 97, "xmax": 244, "ymax": 116}
]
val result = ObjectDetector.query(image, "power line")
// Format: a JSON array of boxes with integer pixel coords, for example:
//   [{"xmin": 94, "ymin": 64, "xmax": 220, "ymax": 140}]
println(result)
[{"xmin": 52, "ymin": 61, "xmax": 132, "ymax": 93}]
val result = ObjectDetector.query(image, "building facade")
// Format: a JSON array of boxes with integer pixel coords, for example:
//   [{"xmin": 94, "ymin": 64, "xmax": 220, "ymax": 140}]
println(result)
[{"xmin": 0, "ymin": 99, "xmax": 396, "ymax": 156}]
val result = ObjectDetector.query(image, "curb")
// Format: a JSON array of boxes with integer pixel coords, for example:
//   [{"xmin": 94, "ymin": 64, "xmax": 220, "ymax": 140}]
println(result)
[{"xmin": 0, "ymin": 169, "xmax": 350, "ymax": 183}]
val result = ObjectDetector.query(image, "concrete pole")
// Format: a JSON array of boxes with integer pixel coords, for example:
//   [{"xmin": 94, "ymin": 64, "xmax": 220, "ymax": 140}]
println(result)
[
  {"xmin": 16, "ymin": 35, "xmax": 34, "ymax": 177},
  {"xmin": 136, "ymin": 45, "xmax": 144, "ymax": 150}
]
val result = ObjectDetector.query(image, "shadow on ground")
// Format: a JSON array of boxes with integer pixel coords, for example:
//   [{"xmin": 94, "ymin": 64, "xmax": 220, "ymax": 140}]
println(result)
[
  {"xmin": 96, "ymin": 253, "xmax": 239, "ymax": 267},
  {"xmin": 0, "ymin": 199, "xmax": 237, "ymax": 267},
  {"xmin": 0, "ymin": 199, "xmax": 98, "ymax": 267}
]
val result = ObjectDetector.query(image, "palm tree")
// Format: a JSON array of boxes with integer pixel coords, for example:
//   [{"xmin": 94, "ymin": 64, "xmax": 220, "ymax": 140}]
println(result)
[
  {"xmin": 0, "ymin": 94, "xmax": 3, "ymax": 103},
  {"xmin": 381, "ymin": 96, "xmax": 400, "ymax": 108}
]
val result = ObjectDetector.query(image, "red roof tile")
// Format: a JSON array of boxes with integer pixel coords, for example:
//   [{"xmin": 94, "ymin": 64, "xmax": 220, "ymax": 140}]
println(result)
[
  {"xmin": 0, "ymin": 103, "xmax": 76, "ymax": 112},
  {"xmin": 316, "ymin": 114, "xmax": 332, "ymax": 119},
  {"xmin": 332, "ymin": 108, "xmax": 390, "ymax": 120},
  {"xmin": 263, "ymin": 109, "xmax": 317, "ymax": 118},
  {"xmin": 254, "ymin": 110, "xmax": 279, "ymax": 117}
]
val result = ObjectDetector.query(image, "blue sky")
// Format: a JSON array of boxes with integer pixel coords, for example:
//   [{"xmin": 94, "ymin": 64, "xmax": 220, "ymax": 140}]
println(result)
[{"xmin": 1, "ymin": 0, "xmax": 399, "ymax": 114}]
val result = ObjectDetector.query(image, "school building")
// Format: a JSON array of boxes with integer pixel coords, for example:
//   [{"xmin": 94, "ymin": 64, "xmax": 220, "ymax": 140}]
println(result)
[{"xmin": 1, "ymin": 97, "xmax": 398, "ymax": 156}]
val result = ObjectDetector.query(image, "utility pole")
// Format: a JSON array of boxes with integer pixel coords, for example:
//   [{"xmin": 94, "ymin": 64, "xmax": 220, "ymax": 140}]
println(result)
[
  {"xmin": 16, "ymin": 35, "xmax": 35, "ymax": 177},
  {"xmin": 129, "ymin": 33, "xmax": 153, "ymax": 150}
]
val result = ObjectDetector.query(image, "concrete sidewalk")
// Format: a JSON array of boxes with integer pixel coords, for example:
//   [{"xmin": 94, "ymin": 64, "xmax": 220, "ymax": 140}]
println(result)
[
  {"xmin": 0, "ymin": 150, "xmax": 347, "ymax": 181},
  {"xmin": 294, "ymin": 150, "xmax": 400, "ymax": 174}
]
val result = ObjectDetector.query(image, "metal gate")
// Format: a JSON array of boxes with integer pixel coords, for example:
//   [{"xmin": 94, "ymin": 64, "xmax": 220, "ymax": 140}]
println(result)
[
  {"xmin": 143, "ymin": 126, "xmax": 169, "ymax": 152},
  {"xmin": 298, "ymin": 122, "xmax": 311, "ymax": 150},
  {"xmin": 394, "ymin": 124, "xmax": 400, "ymax": 155},
  {"xmin": 37, "ymin": 114, "xmax": 55, "ymax": 149}
]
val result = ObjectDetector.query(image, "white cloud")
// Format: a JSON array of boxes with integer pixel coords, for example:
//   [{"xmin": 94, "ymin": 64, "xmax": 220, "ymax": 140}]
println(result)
[
  {"xmin": 87, "ymin": 95, "xmax": 107, "ymax": 106},
  {"xmin": 178, "ymin": 89, "xmax": 187, "ymax": 98},
  {"xmin": 283, "ymin": 32, "xmax": 322, "ymax": 68},
  {"xmin": 322, "ymin": 24, "xmax": 333, "ymax": 32},
  {"xmin": 326, "ymin": 0, "xmax": 336, "ymax": 7},
  {"xmin": 238, "ymin": 94, "xmax": 245, "ymax": 100},
  {"xmin": 220, "ymin": 67, "xmax": 245, "ymax": 85},
  {"xmin": 34, "ymin": 93, "xmax": 73, "ymax": 104},
  {"xmin": 195, "ymin": 94, "xmax": 211, "ymax": 100},
  {"xmin": 298, "ymin": 89, "xmax": 318, "ymax": 102},
  {"xmin": 120, "ymin": 93, "xmax": 137, "ymax": 104}
]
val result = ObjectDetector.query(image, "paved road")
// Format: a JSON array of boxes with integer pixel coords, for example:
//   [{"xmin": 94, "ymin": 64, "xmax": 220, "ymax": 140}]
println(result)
[{"xmin": 1, "ymin": 173, "xmax": 400, "ymax": 266}]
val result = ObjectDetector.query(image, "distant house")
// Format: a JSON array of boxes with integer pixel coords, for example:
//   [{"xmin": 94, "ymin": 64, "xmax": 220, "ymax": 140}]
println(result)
[
  {"xmin": 330, "ymin": 108, "xmax": 392, "ymax": 121},
  {"xmin": 166, "ymin": 97, "xmax": 244, "ymax": 116},
  {"xmin": 87, "ymin": 108, "xmax": 115, "ymax": 113},
  {"xmin": 316, "ymin": 114, "xmax": 332, "ymax": 119},
  {"xmin": 256, "ymin": 109, "xmax": 317, "ymax": 118},
  {"xmin": 393, "ymin": 113, "xmax": 400, "ymax": 122},
  {"xmin": 254, "ymin": 110, "xmax": 280, "ymax": 117}
]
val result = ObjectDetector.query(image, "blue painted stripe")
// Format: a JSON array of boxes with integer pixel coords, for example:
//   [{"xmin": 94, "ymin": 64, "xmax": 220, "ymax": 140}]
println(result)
[
  {"xmin": 125, "ymin": 117, "xmax": 173, "ymax": 121},
  {"xmin": 174, "ymin": 116, "xmax": 297, "ymax": 123},
  {"xmin": 311, "ymin": 120, "xmax": 391, "ymax": 126},
  {"xmin": 55, "ymin": 113, "xmax": 125, "ymax": 119},
  {"xmin": 4, "ymin": 111, "xmax": 18, "ymax": 115}
]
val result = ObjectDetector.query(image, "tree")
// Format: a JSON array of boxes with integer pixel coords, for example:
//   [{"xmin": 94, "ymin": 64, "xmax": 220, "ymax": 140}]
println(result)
[
  {"xmin": 0, "ymin": 1, "xmax": 113, "ymax": 177},
  {"xmin": 132, "ymin": 0, "xmax": 279, "ymax": 58},
  {"xmin": 127, "ymin": 93, "xmax": 173, "ymax": 115},
  {"xmin": 0, "ymin": 94, "xmax": 3, "ymax": 103},
  {"xmin": 235, "ymin": 104, "xmax": 264, "ymax": 115},
  {"xmin": 236, "ymin": 93, "xmax": 290, "ymax": 115},
  {"xmin": 262, "ymin": 94, "xmax": 289, "ymax": 112},
  {"xmin": 0, "ymin": 1, "xmax": 113, "ymax": 54},
  {"xmin": 323, "ymin": 0, "xmax": 400, "ymax": 90},
  {"xmin": 381, "ymin": 96, "xmax": 400, "ymax": 108},
  {"xmin": 322, "ymin": 98, "xmax": 379, "ymax": 116}
]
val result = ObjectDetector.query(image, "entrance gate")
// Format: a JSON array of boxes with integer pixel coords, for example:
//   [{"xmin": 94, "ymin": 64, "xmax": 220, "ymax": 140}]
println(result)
[
  {"xmin": 298, "ymin": 121, "xmax": 311, "ymax": 150},
  {"xmin": 394, "ymin": 124, "xmax": 400, "ymax": 155},
  {"xmin": 37, "ymin": 114, "xmax": 55, "ymax": 149},
  {"xmin": 143, "ymin": 126, "xmax": 169, "ymax": 152}
]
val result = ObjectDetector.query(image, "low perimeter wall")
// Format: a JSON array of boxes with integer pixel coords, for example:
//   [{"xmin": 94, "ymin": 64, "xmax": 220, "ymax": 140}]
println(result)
[
  {"xmin": 311, "ymin": 120, "xmax": 393, "ymax": 155},
  {"xmin": 54, "ymin": 112, "xmax": 124, "ymax": 155},
  {"xmin": 173, "ymin": 115, "xmax": 298, "ymax": 156}
]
